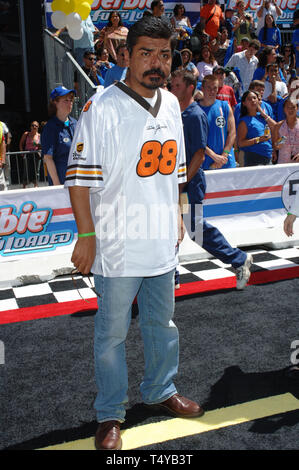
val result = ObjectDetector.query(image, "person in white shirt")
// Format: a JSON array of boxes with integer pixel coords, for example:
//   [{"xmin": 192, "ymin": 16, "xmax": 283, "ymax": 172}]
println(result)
[
  {"xmin": 65, "ymin": 15, "xmax": 204, "ymax": 452},
  {"xmin": 263, "ymin": 63, "xmax": 288, "ymax": 101},
  {"xmin": 284, "ymin": 188, "xmax": 299, "ymax": 237},
  {"xmin": 256, "ymin": 0, "xmax": 282, "ymax": 35},
  {"xmin": 226, "ymin": 39, "xmax": 260, "ymax": 92}
]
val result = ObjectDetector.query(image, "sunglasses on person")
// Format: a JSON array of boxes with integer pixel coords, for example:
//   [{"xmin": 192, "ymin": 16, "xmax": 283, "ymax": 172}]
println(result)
[{"xmin": 87, "ymin": 56, "xmax": 96, "ymax": 61}]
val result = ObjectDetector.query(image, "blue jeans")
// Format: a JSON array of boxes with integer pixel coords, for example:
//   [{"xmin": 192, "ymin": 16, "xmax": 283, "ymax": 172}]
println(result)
[{"xmin": 93, "ymin": 269, "xmax": 178, "ymax": 423}]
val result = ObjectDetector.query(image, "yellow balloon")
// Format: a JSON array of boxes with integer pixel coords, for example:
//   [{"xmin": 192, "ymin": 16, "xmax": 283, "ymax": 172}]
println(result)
[
  {"xmin": 59, "ymin": 0, "xmax": 76, "ymax": 15},
  {"xmin": 74, "ymin": 0, "xmax": 93, "ymax": 8},
  {"xmin": 51, "ymin": 0, "xmax": 65, "ymax": 12},
  {"xmin": 75, "ymin": 2, "xmax": 91, "ymax": 20}
]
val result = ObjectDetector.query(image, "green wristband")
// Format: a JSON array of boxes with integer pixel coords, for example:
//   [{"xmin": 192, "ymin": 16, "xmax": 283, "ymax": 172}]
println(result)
[
  {"xmin": 78, "ymin": 232, "xmax": 96, "ymax": 238},
  {"xmin": 223, "ymin": 150, "xmax": 230, "ymax": 155},
  {"xmin": 287, "ymin": 213, "xmax": 294, "ymax": 216}
]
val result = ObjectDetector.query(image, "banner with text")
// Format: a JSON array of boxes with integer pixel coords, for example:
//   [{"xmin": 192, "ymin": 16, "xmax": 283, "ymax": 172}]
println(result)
[
  {"xmin": 1, "ymin": 164, "xmax": 299, "ymax": 262},
  {"xmin": 45, "ymin": 0, "xmax": 298, "ymax": 30}
]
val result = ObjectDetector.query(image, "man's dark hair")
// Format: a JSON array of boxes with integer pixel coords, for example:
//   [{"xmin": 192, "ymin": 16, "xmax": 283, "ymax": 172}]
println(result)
[
  {"xmin": 171, "ymin": 68, "xmax": 197, "ymax": 92},
  {"xmin": 249, "ymin": 80, "xmax": 265, "ymax": 90},
  {"xmin": 151, "ymin": 0, "xmax": 161, "ymax": 10},
  {"xmin": 249, "ymin": 39, "xmax": 260, "ymax": 50},
  {"xmin": 126, "ymin": 15, "xmax": 175, "ymax": 56},
  {"xmin": 83, "ymin": 50, "xmax": 95, "ymax": 58}
]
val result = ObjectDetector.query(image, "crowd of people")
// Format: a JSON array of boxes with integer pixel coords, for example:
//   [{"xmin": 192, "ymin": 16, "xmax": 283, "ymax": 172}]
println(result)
[{"xmin": 1, "ymin": 1, "xmax": 298, "ymax": 192}]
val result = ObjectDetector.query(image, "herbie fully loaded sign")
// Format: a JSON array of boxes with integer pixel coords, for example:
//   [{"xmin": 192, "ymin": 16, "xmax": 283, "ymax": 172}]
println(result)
[{"xmin": 0, "ymin": 191, "xmax": 75, "ymax": 257}]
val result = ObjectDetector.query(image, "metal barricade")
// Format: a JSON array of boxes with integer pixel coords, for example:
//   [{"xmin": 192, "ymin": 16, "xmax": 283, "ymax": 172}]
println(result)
[
  {"xmin": 5, "ymin": 151, "xmax": 47, "ymax": 189},
  {"xmin": 280, "ymin": 29, "xmax": 294, "ymax": 46},
  {"xmin": 43, "ymin": 29, "xmax": 97, "ymax": 119}
]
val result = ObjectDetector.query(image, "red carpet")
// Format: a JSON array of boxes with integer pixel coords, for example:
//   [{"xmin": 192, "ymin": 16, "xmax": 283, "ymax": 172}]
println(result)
[{"xmin": 1, "ymin": 266, "xmax": 298, "ymax": 326}]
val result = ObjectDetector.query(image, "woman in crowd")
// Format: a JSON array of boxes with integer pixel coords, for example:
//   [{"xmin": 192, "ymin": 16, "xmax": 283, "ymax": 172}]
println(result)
[
  {"xmin": 281, "ymin": 44, "xmax": 296, "ymax": 73},
  {"xmin": 232, "ymin": 1, "xmax": 254, "ymax": 46},
  {"xmin": 276, "ymin": 55, "xmax": 288, "ymax": 82},
  {"xmin": 253, "ymin": 45, "xmax": 286, "ymax": 82},
  {"xmin": 97, "ymin": 12, "xmax": 128, "ymax": 63},
  {"xmin": 171, "ymin": 3, "xmax": 192, "ymax": 40},
  {"xmin": 41, "ymin": 87, "xmax": 77, "ymax": 186},
  {"xmin": 237, "ymin": 90, "xmax": 276, "ymax": 166},
  {"xmin": 95, "ymin": 46, "xmax": 114, "ymax": 80},
  {"xmin": 211, "ymin": 26, "xmax": 230, "ymax": 66},
  {"xmin": 180, "ymin": 48, "xmax": 199, "ymax": 79},
  {"xmin": 19, "ymin": 121, "xmax": 41, "ymax": 188},
  {"xmin": 258, "ymin": 14, "xmax": 281, "ymax": 50},
  {"xmin": 273, "ymin": 98, "xmax": 299, "ymax": 164},
  {"xmin": 196, "ymin": 46, "xmax": 217, "ymax": 81}
]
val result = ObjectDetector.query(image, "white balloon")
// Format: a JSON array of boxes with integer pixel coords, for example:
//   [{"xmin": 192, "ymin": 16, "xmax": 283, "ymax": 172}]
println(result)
[
  {"xmin": 68, "ymin": 26, "xmax": 84, "ymax": 40},
  {"xmin": 66, "ymin": 12, "xmax": 82, "ymax": 30},
  {"xmin": 51, "ymin": 11, "xmax": 67, "ymax": 30}
]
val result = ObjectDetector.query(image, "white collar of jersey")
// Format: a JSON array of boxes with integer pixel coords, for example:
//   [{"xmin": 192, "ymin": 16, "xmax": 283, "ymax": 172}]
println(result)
[{"xmin": 115, "ymin": 81, "xmax": 162, "ymax": 118}]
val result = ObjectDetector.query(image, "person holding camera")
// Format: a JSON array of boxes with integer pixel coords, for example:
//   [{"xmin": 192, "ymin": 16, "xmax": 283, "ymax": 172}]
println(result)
[
  {"xmin": 232, "ymin": 1, "xmax": 255, "ymax": 47},
  {"xmin": 273, "ymin": 98, "xmax": 299, "ymax": 164},
  {"xmin": 256, "ymin": 0, "xmax": 282, "ymax": 36},
  {"xmin": 237, "ymin": 90, "xmax": 276, "ymax": 166}
]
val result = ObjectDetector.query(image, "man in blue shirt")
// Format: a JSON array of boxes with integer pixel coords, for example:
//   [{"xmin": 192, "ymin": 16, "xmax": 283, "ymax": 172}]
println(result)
[
  {"xmin": 81, "ymin": 51, "xmax": 104, "ymax": 86},
  {"xmin": 171, "ymin": 69, "xmax": 252, "ymax": 290},
  {"xmin": 104, "ymin": 44, "xmax": 128, "ymax": 88},
  {"xmin": 199, "ymin": 74, "xmax": 237, "ymax": 169}
]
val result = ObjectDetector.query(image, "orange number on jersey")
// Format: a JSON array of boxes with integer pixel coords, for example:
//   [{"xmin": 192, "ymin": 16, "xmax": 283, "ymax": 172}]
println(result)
[
  {"xmin": 137, "ymin": 141, "xmax": 161, "ymax": 177},
  {"xmin": 136, "ymin": 140, "xmax": 177, "ymax": 177},
  {"xmin": 159, "ymin": 140, "xmax": 177, "ymax": 175}
]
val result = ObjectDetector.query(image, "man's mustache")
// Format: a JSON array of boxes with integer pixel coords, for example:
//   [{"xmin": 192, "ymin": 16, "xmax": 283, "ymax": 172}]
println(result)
[{"xmin": 143, "ymin": 68, "xmax": 166, "ymax": 79}]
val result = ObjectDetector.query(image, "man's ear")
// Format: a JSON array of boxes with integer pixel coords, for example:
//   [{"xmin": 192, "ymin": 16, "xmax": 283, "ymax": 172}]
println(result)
[{"xmin": 124, "ymin": 48, "xmax": 130, "ymax": 67}]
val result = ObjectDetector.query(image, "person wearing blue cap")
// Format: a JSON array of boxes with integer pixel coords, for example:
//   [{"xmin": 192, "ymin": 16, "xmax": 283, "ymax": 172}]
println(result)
[{"xmin": 41, "ymin": 86, "xmax": 77, "ymax": 185}]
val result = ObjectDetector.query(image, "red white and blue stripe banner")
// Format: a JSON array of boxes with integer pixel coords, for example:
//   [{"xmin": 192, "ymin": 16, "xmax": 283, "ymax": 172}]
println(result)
[{"xmin": 1, "ymin": 164, "xmax": 299, "ymax": 263}]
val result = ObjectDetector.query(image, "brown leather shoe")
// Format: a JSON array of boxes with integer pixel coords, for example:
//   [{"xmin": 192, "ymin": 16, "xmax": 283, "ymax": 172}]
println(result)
[
  {"xmin": 95, "ymin": 420, "xmax": 122, "ymax": 450},
  {"xmin": 146, "ymin": 393, "xmax": 204, "ymax": 418}
]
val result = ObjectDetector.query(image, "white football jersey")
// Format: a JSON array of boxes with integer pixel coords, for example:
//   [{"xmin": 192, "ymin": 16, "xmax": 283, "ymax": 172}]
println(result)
[{"xmin": 65, "ymin": 82, "xmax": 187, "ymax": 277}]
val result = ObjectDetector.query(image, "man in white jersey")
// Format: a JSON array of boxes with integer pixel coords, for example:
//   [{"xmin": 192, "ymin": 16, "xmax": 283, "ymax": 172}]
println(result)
[{"xmin": 65, "ymin": 16, "xmax": 204, "ymax": 451}]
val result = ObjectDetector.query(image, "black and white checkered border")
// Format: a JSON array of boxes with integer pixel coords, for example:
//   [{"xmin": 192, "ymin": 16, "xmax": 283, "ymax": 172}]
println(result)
[{"xmin": 1, "ymin": 246, "xmax": 299, "ymax": 312}]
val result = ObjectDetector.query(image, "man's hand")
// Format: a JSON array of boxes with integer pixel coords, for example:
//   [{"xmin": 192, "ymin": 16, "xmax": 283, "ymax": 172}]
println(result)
[
  {"xmin": 178, "ymin": 216, "xmax": 186, "ymax": 245},
  {"xmin": 284, "ymin": 214, "xmax": 296, "ymax": 237},
  {"xmin": 210, "ymin": 153, "xmax": 228, "ymax": 168},
  {"xmin": 71, "ymin": 236, "xmax": 96, "ymax": 275}
]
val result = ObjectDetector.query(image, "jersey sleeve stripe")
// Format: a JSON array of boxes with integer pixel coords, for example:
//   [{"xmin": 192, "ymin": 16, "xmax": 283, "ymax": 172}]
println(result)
[
  {"xmin": 65, "ymin": 175, "xmax": 103, "ymax": 181},
  {"xmin": 67, "ymin": 164, "xmax": 102, "ymax": 170},
  {"xmin": 66, "ymin": 169, "xmax": 103, "ymax": 177}
]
